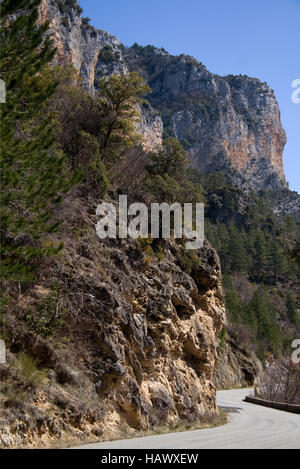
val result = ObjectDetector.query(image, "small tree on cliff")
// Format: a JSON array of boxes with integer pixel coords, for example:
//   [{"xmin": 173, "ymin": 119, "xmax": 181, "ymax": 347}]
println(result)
[
  {"xmin": 46, "ymin": 65, "xmax": 109, "ymax": 194},
  {"xmin": 97, "ymin": 72, "xmax": 151, "ymax": 163},
  {"xmin": 288, "ymin": 240, "xmax": 300, "ymax": 268},
  {"xmin": 286, "ymin": 294, "xmax": 299, "ymax": 326},
  {"xmin": 146, "ymin": 137, "xmax": 188, "ymax": 180},
  {"xmin": 0, "ymin": 0, "xmax": 81, "ymax": 282}
]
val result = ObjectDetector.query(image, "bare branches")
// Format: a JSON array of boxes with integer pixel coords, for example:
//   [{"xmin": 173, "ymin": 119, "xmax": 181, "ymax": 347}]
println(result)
[{"xmin": 257, "ymin": 358, "xmax": 300, "ymax": 404}]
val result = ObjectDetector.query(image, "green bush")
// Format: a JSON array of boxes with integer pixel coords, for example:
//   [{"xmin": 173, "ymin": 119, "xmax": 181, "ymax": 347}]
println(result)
[
  {"xmin": 137, "ymin": 236, "xmax": 154, "ymax": 257},
  {"xmin": 61, "ymin": 16, "xmax": 69, "ymax": 28},
  {"xmin": 99, "ymin": 45, "xmax": 116, "ymax": 64},
  {"xmin": 178, "ymin": 251, "xmax": 200, "ymax": 274},
  {"xmin": 26, "ymin": 283, "xmax": 65, "ymax": 337},
  {"xmin": 15, "ymin": 353, "xmax": 46, "ymax": 388}
]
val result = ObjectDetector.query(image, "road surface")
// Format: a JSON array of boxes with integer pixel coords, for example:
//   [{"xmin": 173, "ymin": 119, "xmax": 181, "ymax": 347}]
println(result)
[{"xmin": 74, "ymin": 388, "xmax": 300, "ymax": 449}]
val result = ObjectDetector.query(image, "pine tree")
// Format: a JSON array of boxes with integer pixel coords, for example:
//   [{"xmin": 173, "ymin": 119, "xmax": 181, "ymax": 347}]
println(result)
[
  {"xmin": 147, "ymin": 137, "xmax": 188, "ymax": 180},
  {"xmin": 228, "ymin": 224, "xmax": 248, "ymax": 273},
  {"xmin": 97, "ymin": 72, "xmax": 151, "ymax": 163},
  {"xmin": 267, "ymin": 241, "xmax": 285, "ymax": 284},
  {"xmin": 288, "ymin": 240, "xmax": 300, "ymax": 268},
  {"xmin": 205, "ymin": 220, "xmax": 216, "ymax": 248},
  {"xmin": 286, "ymin": 294, "xmax": 298, "ymax": 325},
  {"xmin": 0, "ymin": 0, "xmax": 81, "ymax": 282},
  {"xmin": 251, "ymin": 232, "xmax": 268, "ymax": 282},
  {"xmin": 217, "ymin": 223, "xmax": 230, "ymax": 270},
  {"xmin": 248, "ymin": 287, "xmax": 281, "ymax": 353},
  {"xmin": 223, "ymin": 273, "xmax": 241, "ymax": 323}
]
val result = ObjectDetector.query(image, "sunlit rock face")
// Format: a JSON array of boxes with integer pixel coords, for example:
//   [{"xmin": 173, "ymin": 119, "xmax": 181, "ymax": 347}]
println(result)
[
  {"xmin": 38, "ymin": 0, "xmax": 163, "ymax": 152},
  {"xmin": 124, "ymin": 48, "xmax": 287, "ymax": 191},
  {"xmin": 0, "ymin": 230, "xmax": 226, "ymax": 446},
  {"xmin": 39, "ymin": 1, "xmax": 287, "ymax": 191}
]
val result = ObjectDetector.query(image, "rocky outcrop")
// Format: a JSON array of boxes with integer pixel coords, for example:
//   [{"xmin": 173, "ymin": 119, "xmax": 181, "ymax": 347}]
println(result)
[
  {"xmin": 125, "ymin": 47, "xmax": 287, "ymax": 191},
  {"xmin": 38, "ymin": 0, "xmax": 163, "ymax": 152},
  {"xmin": 137, "ymin": 105, "xmax": 164, "ymax": 152},
  {"xmin": 214, "ymin": 334, "xmax": 262, "ymax": 389},
  {"xmin": 265, "ymin": 189, "xmax": 300, "ymax": 216},
  {"xmin": 40, "ymin": 0, "xmax": 127, "ymax": 89},
  {"xmin": 0, "ymin": 196, "xmax": 225, "ymax": 448},
  {"xmin": 39, "ymin": 1, "xmax": 288, "ymax": 192}
]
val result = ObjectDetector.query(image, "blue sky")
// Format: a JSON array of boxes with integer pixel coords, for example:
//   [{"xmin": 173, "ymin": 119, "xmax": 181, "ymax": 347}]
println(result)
[{"xmin": 79, "ymin": 0, "xmax": 300, "ymax": 193}]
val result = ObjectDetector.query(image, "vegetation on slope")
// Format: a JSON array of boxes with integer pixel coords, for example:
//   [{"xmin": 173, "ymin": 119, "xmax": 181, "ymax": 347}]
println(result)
[
  {"xmin": 199, "ymin": 175, "xmax": 300, "ymax": 362},
  {"xmin": 0, "ymin": 0, "xmax": 223, "ymax": 447}
]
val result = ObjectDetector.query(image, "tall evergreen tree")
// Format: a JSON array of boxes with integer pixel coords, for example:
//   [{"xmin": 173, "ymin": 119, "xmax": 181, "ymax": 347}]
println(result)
[
  {"xmin": 286, "ymin": 294, "xmax": 298, "ymax": 325},
  {"xmin": 223, "ymin": 273, "xmax": 242, "ymax": 323},
  {"xmin": 251, "ymin": 232, "xmax": 268, "ymax": 282},
  {"xmin": 288, "ymin": 240, "xmax": 300, "ymax": 268},
  {"xmin": 267, "ymin": 241, "xmax": 285, "ymax": 284},
  {"xmin": 248, "ymin": 287, "xmax": 281, "ymax": 353},
  {"xmin": 147, "ymin": 137, "xmax": 188, "ymax": 180},
  {"xmin": 0, "ymin": 0, "xmax": 81, "ymax": 282},
  {"xmin": 97, "ymin": 72, "xmax": 150, "ymax": 163},
  {"xmin": 228, "ymin": 224, "xmax": 248, "ymax": 273}
]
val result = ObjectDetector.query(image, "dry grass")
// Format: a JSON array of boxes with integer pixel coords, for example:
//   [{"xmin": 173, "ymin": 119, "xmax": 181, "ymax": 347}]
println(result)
[
  {"xmin": 146, "ymin": 409, "xmax": 227, "ymax": 436},
  {"xmin": 59, "ymin": 408, "xmax": 228, "ymax": 449}
]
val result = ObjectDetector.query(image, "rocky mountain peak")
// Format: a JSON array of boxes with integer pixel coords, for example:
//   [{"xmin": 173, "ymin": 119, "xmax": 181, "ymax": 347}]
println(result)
[
  {"xmin": 40, "ymin": 0, "xmax": 288, "ymax": 191},
  {"xmin": 125, "ymin": 45, "xmax": 288, "ymax": 191}
]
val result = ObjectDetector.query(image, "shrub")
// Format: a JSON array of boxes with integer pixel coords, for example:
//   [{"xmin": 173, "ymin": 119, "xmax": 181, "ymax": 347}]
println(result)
[
  {"xmin": 77, "ymin": 131, "xmax": 109, "ymax": 194},
  {"xmin": 57, "ymin": 0, "xmax": 67, "ymax": 13},
  {"xmin": 257, "ymin": 358, "xmax": 300, "ymax": 404},
  {"xmin": 178, "ymin": 251, "xmax": 200, "ymax": 274},
  {"xmin": 81, "ymin": 17, "xmax": 91, "ymax": 25},
  {"xmin": 15, "ymin": 353, "xmax": 46, "ymax": 388},
  {"xmin": 99, "ymin": 45, "xmax": 116, "ymax": 64},
  {"xmin": 26, "ymin": 288, "xmax": 65, "ymax": 338},
  {"xmin": 146, "ymin": 137, "xmax": 187, "ymax": 180},
  {"xmin": 61, "ymin": 16, "xmax": 69, "ymax": 28},
  {"xmin": 137, "ymin": 236, "xmax": 154, "ymax": 258},
  {"xmin": 146, "ymin": 174, "xmax": 182, "ymax": 204}
]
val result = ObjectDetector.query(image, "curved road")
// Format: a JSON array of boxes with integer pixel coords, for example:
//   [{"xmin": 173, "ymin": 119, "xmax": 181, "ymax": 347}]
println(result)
[{"xmin": 75, "ymin": 388, "xmax": 300, "ymax": 449}]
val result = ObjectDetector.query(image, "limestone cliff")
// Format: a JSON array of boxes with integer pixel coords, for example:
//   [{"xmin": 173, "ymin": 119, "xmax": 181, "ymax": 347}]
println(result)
[
  {"xmin": 38, "ymin": 0, "xmax": 163, "ymax": 152},
  {"xmin": 214, "ymin": 332, "xmax": 262, "ymax": 390},
  {"xmin": 40, "ymin": 0, "xmax": 127, "ymax": 89},
  {"xmin": 125, "ymin": 46, "xmax": 287, "ymax": 191},
  {"xmin": 39, "ymin": 0, "xmax": 287, "ymax": 192},
  {"xmin": 0, "ymin": 196, "xmax": 225, "ymax": 448}
]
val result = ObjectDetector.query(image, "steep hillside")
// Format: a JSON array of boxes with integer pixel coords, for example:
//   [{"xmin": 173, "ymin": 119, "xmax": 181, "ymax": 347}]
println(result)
[
  {"xmin": 0, "ymin": 194, "xmax": 225, "ymax": 447},
  {"xmin": 25, "ymin": 0, "xmax": 300, "ymax": 382},
  {"xmin": 125, "ymin": 45, "xmax": 287, "ymax": 192},
  {"xmin": 1, "ymin": 1, "xmax": 228, "ymax": 448},
  {"xmin": 38, "ymin": 0, "xmax": 163, "ymax": 152},
  {"xmin": 1, "ymin": 1, "xmax": 299, "ymax": 451},
  {"xmin": 39, "ymin": 0, "xmax": 293, "ymax": 194}
]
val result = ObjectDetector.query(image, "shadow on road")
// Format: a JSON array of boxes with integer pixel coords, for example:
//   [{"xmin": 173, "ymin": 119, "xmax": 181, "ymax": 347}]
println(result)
[{"xmin": 218, "ymin": 405, "xmax": 242, "ymax": 413}]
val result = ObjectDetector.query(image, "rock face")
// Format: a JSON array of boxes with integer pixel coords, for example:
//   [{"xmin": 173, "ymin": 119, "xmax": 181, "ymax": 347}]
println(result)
[
  {"xmin": 39, "ymin": 0, "xmax": 163, "ymax": 152},
  {"xmin": 39, "ymin": 1, "xmax": 288, "ymax": 192},
  {"xmin": 0, "ymin": 196, "xmax": 225, "ymax": 448},
  {"xmin": 137, "ymin": 105, "xmax": 164, "ymax": 152},
  {"xmin": 214, "ymin": 333, "xmax": 262, "ymax": 390},
  {"xmin": 125, "ymin": 47, "xmax": 288, "ymax": 191},
  {"xmin": 40, "ymin": 0, "xmax": 127, "ymax": 89}
]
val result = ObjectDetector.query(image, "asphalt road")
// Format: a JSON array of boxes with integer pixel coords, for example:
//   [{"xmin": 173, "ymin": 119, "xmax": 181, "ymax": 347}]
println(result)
[{"xmin": 74, "ymin": 388, "xmax": 300, "ymax": 449}]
